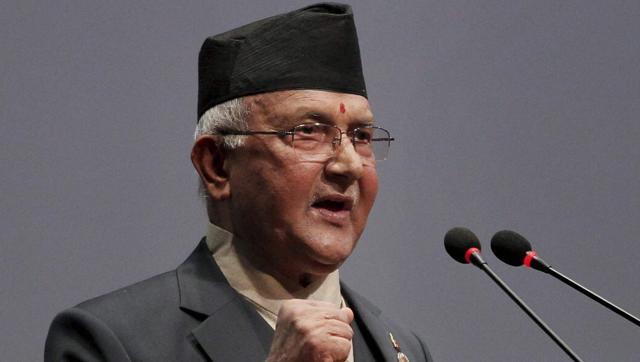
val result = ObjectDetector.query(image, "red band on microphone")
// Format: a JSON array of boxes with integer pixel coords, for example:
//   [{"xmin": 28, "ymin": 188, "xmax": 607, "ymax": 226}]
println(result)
[
  {"xmin": 465, "ymin": 247, "xmax": 480, "ymax": 263},
  {"xmin": 524, "ymin": 251, "xmax": 537, "ymax": 267}
]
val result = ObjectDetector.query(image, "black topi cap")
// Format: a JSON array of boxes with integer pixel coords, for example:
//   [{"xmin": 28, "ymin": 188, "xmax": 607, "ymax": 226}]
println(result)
[{"xmin": 197, "ymin": 2, "xmax": 367, "ymax": 119}]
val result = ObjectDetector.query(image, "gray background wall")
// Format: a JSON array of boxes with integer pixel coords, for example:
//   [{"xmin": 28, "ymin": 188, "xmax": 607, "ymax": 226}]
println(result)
[{"xmin": 2, "ymin": 1, "xmax": 639, "ymax": 361}]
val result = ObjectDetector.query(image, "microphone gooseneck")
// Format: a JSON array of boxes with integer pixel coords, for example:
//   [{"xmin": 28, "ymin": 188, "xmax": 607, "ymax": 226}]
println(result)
[
  {"xmin": 444, "ymin": 228, "xmax": 584, "ymax": 362},
  {"xmin": 490, "ymin": 230, "xmax": 640, "ymax": 328}
]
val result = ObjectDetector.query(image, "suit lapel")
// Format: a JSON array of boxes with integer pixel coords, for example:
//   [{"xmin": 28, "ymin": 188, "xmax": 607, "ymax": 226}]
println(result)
[
  {"xmin": 192, "ymin": 298, "xmax": 272, "ymax": 361},
  {"xmin": 177, "ymin": 239, "xmax": 272, "ymax": 361},
  {"xmin": 342, "ymin": 283, "xmax": 399, "ymax": 362}
]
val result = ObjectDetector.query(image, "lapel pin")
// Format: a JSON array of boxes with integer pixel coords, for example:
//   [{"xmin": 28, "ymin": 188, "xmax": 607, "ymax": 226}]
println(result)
[{"xmin": 389, "ymin": 332, "xmax": 410, "ymax": 362}]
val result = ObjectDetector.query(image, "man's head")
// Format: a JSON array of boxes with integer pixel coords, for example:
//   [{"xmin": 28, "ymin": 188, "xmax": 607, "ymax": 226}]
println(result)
[{"xmin": 191, "ymin": 3, "xmax": 385, "ymax": 285}]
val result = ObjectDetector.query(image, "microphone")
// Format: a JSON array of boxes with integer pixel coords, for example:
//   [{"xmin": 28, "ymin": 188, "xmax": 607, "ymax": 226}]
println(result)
[
  {"xmin": 491, "ymin": 230, "xmax": 640, "ymax": 327},
  {"xmin": 444, "ymin": 227, "xmax": 584, "ymax": 362},
  {"xmin": 444, "ymin": 227, "xmax": 485, "ymax": 266}
]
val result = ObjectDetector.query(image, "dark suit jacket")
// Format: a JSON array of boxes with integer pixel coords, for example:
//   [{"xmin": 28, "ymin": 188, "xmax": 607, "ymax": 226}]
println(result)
[{"xmin": 45, "ymin": 239, "xmax": 433, "ymax": 361}]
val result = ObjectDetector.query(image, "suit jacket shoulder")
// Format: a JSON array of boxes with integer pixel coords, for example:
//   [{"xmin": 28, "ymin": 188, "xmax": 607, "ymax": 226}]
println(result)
[
  {"xmin": 45, "ymin": 240, "xmax": 274, "ymax": 362},
  {"xmin": 45, "ymin": 255, "xmax": 210, "ymax": 361}
]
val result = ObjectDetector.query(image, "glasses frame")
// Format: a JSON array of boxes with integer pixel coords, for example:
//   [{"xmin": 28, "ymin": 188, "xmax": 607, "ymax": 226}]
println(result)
[{"xmin": 217, "ymin": 123, "xmax": 395, "ymax": 162}]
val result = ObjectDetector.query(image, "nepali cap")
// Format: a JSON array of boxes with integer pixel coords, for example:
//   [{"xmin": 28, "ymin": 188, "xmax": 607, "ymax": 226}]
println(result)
[{"xmin": 197, "ymin": 2, "xmax": 367, "ymax": 119}]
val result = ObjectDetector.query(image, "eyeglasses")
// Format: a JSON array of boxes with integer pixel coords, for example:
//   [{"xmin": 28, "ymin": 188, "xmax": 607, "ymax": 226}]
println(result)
[{"xmin": 217, "ymin": 123, "xmax": 394, "ymax": 165}]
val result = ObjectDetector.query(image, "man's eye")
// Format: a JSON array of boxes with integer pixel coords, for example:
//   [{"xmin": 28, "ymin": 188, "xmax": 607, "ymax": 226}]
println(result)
[
  {"xmin": 295, "ymin": 124, "xmax": 330, "ymax": 138},
  {"xmin": 353, "ymin": 129, "xmax": 372, "ymax": 143},
  {"xmin": 299, "ymin": 125, "xmax": 317, "ymax": 134}
]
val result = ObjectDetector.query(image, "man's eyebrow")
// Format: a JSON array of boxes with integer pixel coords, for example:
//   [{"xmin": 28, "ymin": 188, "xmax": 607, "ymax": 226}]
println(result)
[
  {"xmin": 299, "ymin": 111, "xmax": 375, "ymax": 126},
  {"xmin": 303, "ymin": 112, "xmax": 331, "ymax": 123},
  {"xmin": 276, "ymin": 110, "xmax": 332, "ymax": 126},
  {"xmin": 353, "ymin": 119, "xmax": 376, "ymax": 126}
]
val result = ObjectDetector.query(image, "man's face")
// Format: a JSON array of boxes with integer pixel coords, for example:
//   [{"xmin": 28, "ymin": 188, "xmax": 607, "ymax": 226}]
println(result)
[{"xmin": 226, "ymin": 90, "xmax": 379, "ymax": 283}]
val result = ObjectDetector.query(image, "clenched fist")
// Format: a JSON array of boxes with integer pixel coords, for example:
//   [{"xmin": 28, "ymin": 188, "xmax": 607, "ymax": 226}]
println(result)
[{"xmin": 266, "ymin": 299, "xmax": 354, "ymax": 362}]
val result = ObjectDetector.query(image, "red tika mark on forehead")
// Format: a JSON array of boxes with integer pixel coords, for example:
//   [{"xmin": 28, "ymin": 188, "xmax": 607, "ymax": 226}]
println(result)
[{"xmin": 339, "ymin": 103, "xmax": 346, "ymax": 113}]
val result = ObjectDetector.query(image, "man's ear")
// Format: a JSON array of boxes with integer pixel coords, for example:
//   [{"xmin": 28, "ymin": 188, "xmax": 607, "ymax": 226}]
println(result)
[{"xmin": 191, "ymin": 135, "xmax": 231, "ymax": 200}]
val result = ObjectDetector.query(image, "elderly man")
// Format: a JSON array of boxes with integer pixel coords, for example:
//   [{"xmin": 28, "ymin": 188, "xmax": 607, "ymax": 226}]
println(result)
[{"xmin": 45, "ymin": 3, "xmax": 432, "ymax": 361}]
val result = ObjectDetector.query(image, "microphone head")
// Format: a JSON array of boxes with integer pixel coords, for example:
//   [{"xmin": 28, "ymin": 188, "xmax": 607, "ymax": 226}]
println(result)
[
  {"xmin": 444, "ymin": 227, "xmax": 481, "ymax": 264},
  {"xmin": 491, "ymin": 230, "xmax": 532, "ymax": 266}
]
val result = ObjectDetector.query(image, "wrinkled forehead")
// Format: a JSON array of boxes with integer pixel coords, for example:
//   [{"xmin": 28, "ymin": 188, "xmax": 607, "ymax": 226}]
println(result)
[{"xmin": 245, "ymin": 90, "xmax": 374, "ymax": 128}]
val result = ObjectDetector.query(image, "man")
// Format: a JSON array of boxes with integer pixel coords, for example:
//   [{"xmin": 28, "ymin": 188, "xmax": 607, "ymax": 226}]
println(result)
[{"xmin": 45, "ymin": 3, "xmax": 433, "ymax": 361}]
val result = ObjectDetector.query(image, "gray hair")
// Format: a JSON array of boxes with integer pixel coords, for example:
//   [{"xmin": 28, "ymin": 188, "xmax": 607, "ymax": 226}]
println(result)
[
  {"xmin": 195, "ymin": 97, "xmax": 250, "ymax": 199},
  {"xmin": 195, "ymin": 97, "xmax": 249, "ymax": 147}
]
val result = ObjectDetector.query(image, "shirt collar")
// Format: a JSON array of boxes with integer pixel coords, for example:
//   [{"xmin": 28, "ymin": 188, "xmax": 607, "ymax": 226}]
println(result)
[{"xmin": 205, "ymin": 222, "xmax": 342, "ymax": 317}]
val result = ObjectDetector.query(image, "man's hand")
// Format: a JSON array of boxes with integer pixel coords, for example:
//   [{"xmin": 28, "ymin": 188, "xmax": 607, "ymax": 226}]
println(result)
[{"xmin": 266, "ymin": 299, "xmax": 354, "ymax": 362}]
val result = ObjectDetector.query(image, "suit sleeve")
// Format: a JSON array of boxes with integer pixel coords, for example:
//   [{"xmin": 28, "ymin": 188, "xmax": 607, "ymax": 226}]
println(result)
[{"xmin": 45, "ymin": 307, "xmax": 131, "ymax": 362}]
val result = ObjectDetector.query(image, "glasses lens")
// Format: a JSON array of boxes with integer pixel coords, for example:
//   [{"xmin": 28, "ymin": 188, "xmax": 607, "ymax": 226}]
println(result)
[
  {"xmin": 354, "ymin": 127, "xmax": 391, "ymax": 162},
  {"xmin": 292, "ymin": 123, "xmax": 339, "ymax": 161}
]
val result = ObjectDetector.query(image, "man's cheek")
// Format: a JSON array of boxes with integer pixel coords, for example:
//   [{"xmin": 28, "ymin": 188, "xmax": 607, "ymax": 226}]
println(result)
[{"xmin": 361, "ymin": 174, "xmax": 379, "ymax": 204}]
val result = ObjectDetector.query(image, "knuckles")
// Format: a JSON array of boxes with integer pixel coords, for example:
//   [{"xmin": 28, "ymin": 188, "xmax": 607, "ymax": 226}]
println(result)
[{"xmin": 269, "ymin": 299, "xmax": 353, "ymax": 362}]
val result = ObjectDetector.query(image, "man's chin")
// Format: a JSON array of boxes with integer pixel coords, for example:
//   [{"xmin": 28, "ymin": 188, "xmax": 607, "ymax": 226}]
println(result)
[{"xmin": 303, "ymin": 244, "xmax": 355, "ymax": 273}]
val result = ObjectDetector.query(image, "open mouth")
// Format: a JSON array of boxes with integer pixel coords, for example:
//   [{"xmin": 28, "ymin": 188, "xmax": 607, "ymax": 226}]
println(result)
[
  {"xmin": 311, "ymin": 195, "xmax": 354, "ymax": 213},
  {"xmin": 312, "ymin": 199, "xmax": 348, "ymax": 212}
]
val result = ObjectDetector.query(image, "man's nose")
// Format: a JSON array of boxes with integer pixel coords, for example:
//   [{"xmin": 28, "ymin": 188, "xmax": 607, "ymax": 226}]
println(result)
[{"xmin": 325, "ymin": 138, "xmax": 365, "ymax": 182}]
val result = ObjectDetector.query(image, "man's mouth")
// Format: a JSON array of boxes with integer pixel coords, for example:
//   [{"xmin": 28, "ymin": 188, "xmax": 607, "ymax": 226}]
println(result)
[
  {"xmin": 311, "ymin": 195, "xmax": 354, "ymax": 212},
  {"xmin": 310, "ymin": 195, "xmax": 354, "ymax": 224},
  {"xmin": 312, "ymin": 200, "xmax": 348, "ymax": 212}
]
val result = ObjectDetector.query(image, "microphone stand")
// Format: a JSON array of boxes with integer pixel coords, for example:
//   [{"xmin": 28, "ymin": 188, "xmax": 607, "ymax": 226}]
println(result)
[
  {"xmin": 470, "ymin": 253, "xmax": 584, "ymax": 362},
  {"xmin": 528, "ymin": 257, "xmax": 640, "ymax": 327}
]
